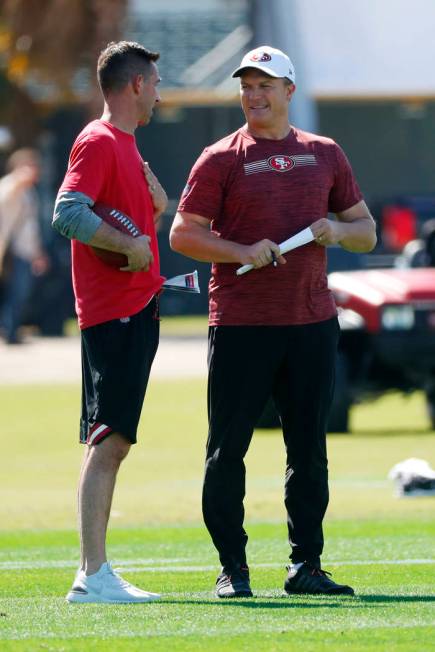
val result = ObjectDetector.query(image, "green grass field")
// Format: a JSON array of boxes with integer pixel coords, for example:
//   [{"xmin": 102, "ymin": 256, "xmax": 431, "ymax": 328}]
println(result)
[{"xmin": 1, "ymin": 379, "xmax": 434, "ymax": 651}]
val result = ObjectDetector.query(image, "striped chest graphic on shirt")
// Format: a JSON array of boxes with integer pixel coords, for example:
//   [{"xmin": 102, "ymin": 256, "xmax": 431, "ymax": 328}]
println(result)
[{"xmin": 244, "ymin": 154, "xmax": 317, "ymax": 175}]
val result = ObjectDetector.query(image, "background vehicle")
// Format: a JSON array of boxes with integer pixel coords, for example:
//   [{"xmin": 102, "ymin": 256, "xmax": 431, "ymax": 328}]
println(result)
[
  {"xmin": 328, "ymin": 266, "xmax": 435, "ymax": 432},
  {"xmin": 257, "ymin": 248, "xmax": 435, "ymax": 433}
]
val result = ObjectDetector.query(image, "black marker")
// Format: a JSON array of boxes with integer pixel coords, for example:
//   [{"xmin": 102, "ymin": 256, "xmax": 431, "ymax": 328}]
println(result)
[{"xmin": 271, "ymin": 251, "xmax": 278, "ymax": 268}]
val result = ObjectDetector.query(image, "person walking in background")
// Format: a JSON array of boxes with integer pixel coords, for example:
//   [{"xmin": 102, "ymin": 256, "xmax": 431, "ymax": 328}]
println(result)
[
  {"xmin": 170, "ymin": 45, "xmax": 376, "ymax": 598},
  {"xmin": 53, "ymin": 41, "xmax": 167, "ymax": 604},
  {"xmin": 0, "ymin": 148, "xmax": 48, "ymax": 344}
]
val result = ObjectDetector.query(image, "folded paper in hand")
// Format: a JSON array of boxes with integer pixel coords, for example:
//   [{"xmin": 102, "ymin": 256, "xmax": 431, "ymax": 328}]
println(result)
[{"xmin": 163, "ymin": 270, "xmax": 200, "ymax": 293}]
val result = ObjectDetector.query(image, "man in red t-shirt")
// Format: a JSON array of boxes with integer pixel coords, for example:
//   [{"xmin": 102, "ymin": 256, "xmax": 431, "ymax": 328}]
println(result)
[
  {"xmin": 170, "ymin": 45, "xmax": 377, "ymax": 598},
  {"xmin": 53, "ymin": 41, "xmax": 166, "ymax": 604}
]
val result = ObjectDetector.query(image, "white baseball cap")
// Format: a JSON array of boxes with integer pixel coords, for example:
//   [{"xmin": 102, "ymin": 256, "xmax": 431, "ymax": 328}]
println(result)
[{"xmin": 232, "ymin": 45, "xmax": 295, "ymax": 83}]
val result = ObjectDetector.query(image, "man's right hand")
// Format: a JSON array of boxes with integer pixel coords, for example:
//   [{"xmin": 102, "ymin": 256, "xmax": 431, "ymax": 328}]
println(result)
[
  {"xmin": 121, "ymin": 235, "xmax": 153, "ymax": 272},
  {"xmin": 240, "ymin": 239, "xmax": 286, "ymax": 269},
  {"xmin": 170, "ymin": 211, "xmax": 288, "ymax": 268}
]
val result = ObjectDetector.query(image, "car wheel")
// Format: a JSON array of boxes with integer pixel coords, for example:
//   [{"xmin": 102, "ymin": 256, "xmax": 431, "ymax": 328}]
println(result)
[{"xmin": 328, "ymin": 352, "xmax": 352, "ymax": 434}]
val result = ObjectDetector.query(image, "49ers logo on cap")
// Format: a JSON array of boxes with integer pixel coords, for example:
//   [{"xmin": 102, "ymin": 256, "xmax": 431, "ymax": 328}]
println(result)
[
  {"xmin": 250, "ymin": 51, "xmax": 272, "ymax": 62},
  {"xmin": 268, "ymin": 155, "xmax": 295, "ymax": 172}
]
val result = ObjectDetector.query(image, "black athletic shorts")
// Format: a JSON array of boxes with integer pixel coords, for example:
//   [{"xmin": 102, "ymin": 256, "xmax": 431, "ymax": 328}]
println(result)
[{"xmin": 79, "ymin": 296, "xmax": 159, "ymax": 446}]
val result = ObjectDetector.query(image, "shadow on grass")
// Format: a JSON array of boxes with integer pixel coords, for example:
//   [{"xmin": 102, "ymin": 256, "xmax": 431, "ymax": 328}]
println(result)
[
  {"xmin": 162, "ymin": 597, "xmax": 358, "ymax": 609},
  {"xmin": 357, "ymin": 594, "xmax": 435, "ymax": 604},
  {"xmin": 162, "ymin": 593, "xmax": 435, "ymax": 608}
]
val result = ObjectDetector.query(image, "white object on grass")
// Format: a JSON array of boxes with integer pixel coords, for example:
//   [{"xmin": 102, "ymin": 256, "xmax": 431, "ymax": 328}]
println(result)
[
  {"xmin": 388, "ymin": 457, "xmax": 435, "ymax": 497},
  {"xmin": 236, "ymin": 227, "xmax": 315, "ymax": 276}
]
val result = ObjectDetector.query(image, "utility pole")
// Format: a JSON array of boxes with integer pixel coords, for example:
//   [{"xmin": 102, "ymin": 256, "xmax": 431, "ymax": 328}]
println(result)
[{"xmin": 250, "ymin": 0, "xmax": 318, "ymax": 133}]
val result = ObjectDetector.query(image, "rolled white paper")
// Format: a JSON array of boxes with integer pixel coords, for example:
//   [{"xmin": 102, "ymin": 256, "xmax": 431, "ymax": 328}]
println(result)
[{"xmin": 236, "ymin": 227, "xmax": 315, "ymax": 276}]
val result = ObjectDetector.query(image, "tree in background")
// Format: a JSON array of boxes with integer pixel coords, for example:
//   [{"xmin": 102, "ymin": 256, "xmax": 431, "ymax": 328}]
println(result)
[{"xmin": 0, "ymin": 0, "xmax": 127, "ymax": 148}]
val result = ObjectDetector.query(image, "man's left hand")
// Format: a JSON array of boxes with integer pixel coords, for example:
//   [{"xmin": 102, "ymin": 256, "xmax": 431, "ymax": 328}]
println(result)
[
  {"xmin": 31, "ymin": 254, "xmax": 49, "ymax": 276},
  {"xmin": 310, "ymin": 218, "xmax": 342, "ymax": 246},
  {"xmin": 142, "ymin": 161, "xmax": 168, "ymax": 218}
]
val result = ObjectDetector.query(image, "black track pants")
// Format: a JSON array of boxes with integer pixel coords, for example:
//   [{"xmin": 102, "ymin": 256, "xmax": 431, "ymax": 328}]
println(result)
[{"xmin": 202, "ymin": 318, "xmax": 339, "ymax": 569}]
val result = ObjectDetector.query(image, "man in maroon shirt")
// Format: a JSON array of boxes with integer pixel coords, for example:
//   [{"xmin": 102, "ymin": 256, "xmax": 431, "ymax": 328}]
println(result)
[{"xmin": 170, "ymin": 45, "xmax": 376, "ymax": 598}]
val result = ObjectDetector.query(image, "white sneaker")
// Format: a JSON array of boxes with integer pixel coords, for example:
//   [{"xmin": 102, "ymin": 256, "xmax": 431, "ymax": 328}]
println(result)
[{"xmin": 65, "ymin": 562, "xmax": 161, "ymax": 604}]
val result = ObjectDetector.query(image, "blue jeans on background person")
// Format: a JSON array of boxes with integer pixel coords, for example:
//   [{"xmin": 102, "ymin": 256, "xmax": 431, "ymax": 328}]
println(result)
[{"xmin": 0, "ymin": 253, "xmax": 33, "ymax": 344}]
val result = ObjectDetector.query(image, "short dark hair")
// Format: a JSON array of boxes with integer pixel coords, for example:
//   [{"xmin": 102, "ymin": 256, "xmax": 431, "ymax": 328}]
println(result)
[{"xmin": 97, "ymin": 41, "xmax": 160, "ymax": 94}]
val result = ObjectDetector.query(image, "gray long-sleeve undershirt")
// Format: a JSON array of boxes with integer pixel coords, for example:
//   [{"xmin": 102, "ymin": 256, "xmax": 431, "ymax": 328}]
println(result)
[{"xmin": 52, "ymin": 190, "xmax": 102, "ymax": 243}]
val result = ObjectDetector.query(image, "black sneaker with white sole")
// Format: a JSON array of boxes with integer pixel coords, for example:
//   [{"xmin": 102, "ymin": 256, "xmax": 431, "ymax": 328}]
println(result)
[
  {"xmin": 215, "ymin": 565, "xmax": 253, "ymax": 598},
  {"xmin": 284, "ymin": 563, "xmax": 355, "ymax": 596}
]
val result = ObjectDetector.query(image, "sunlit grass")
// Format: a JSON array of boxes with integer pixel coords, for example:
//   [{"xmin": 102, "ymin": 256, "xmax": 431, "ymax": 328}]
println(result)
[{"xmin": 2, "ymin": 382, "xmax": 434, "ymax": 651}]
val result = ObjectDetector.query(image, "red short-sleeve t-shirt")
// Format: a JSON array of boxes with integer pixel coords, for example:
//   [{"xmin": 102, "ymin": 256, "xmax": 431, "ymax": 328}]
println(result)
[
  {"xmin": 59, "ymin": 119, "xmax": 164, "ymax": 329},
  {"xmin": 178, "ymin": 126, "xmax": 363, "ymax": 326}
]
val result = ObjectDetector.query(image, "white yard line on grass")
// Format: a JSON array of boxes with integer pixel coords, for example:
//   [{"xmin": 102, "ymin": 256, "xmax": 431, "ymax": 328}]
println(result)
[{"xmin": 1, "ymin": 558, "xmax": 434, "ymax": 571}]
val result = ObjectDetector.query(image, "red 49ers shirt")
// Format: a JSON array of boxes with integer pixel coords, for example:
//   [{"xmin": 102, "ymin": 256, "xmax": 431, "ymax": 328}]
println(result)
[
  {"xmin": 60, "ymin": 120, "xmax": 164, "ymax": 329},
  {"xmin": 178, "ymin": 126, "xmax": 363, "ymax": 326}
]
